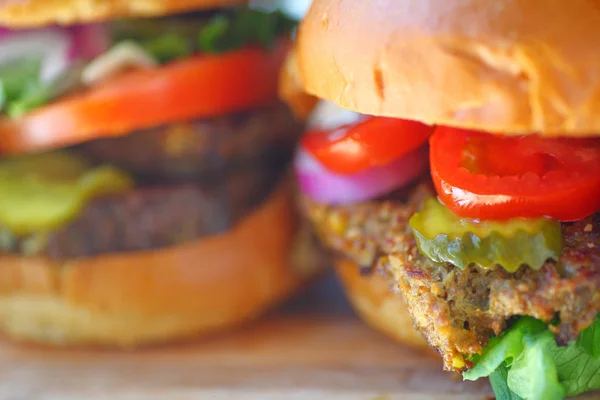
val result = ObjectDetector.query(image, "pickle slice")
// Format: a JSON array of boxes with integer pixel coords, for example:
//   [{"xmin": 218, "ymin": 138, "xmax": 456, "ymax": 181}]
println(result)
[
  {"xmin": 409, "ymin": 198, "xmax": 562, "ymax": 272},
  {"xmin": 0, "ymin": 151, "xmax": 133, "ymax": 236}
]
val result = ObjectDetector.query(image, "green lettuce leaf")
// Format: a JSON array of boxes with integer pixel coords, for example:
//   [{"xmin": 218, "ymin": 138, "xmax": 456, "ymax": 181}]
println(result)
[
  {"xmin": 0, "ymin": 60, "xmax": 85, "ymax": 118},
  {"xmin": 114, "ymin": 7, "xmax": 298, "ymax": 62},
  {"xmin": 552, "ymin": 342, "xmax": 600, "ymax": 396},
  {"xmin": 0, "ymin": 57, "xmax": 42, "ymax": 115},
  {"xmin": 489, "ymin": 363, "xmax": 523, "ymax": 400},
  {"xmin": 464, "ymin": 318, "xmax": 546, "ymax": 380},
  {"xmin": 464, "ymin": 317, "xmax": 600, "ymax": 400},
  {"xmin": 577, "ymin": 316, "xmax": 600, "ymax": 358},
  {"xmin": 508, "ymin": 332, "xmax": 564, "ymax": 400},
  {"xmin": 197, "ymin": 8, "xmax": 297, "ymax": 54},
  {"xmin": 140, "ymin": 33, "xmax": 193, "ymax": 63}
]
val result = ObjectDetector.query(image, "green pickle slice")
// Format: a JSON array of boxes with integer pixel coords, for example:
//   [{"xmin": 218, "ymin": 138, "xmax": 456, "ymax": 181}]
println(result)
[
  {"xmin": 0, "ymin": 151, "xmax": 133, "ymax": 236},
  {"xmin": 409, "ymin": 198, "xmax": 562, "ymax": 272}
]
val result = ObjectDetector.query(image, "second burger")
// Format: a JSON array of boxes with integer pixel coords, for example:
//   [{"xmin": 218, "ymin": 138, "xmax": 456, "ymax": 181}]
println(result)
[{"xmin": 0, "ymin": 0, "xmax": 321, "ymax": 347}]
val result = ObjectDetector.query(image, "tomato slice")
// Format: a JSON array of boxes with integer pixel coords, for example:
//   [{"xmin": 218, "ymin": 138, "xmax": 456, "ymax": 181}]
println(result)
[
  {"xmin": 0, "ymin": 42, "xmax": 289, "ymax": 155},
  {"xmin": 430, "ymin": 126, "xmax": 600, "ymax": 221},
  {"xmin": 301, "ymin": 117, "xmax": 433, "ymax": 174}
]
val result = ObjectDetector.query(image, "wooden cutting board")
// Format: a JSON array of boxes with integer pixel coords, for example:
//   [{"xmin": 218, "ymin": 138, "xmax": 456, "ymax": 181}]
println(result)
[{"xmin": 0, "ymin": 273, "xmax": 590, "ymax": 400}]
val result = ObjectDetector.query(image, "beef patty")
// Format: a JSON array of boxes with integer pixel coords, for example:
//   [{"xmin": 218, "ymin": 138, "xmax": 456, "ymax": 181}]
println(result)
[
  {"xmin": 3, "ymin": 164, "xmax": 286, "ymax": 259},
  {"xmin": 303, "ymin": 179, "xmax": 600, "ymax": 372},
  {"xmin": 76, "ymin": 102, "xmax": 302, "ymax": 182}
]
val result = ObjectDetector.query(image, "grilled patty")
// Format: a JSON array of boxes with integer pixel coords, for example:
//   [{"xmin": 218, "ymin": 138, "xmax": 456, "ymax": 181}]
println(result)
[
  {"xmin": 303, "ymin": 179, "xmax": 600, "ymax": 371},
  {"xmin": 4, "ymin": 164, "xmax": 286, "ymax": 259},
  {"xmin": 77, "ymin": 102, "xmax": 302, "ymax": 182}
]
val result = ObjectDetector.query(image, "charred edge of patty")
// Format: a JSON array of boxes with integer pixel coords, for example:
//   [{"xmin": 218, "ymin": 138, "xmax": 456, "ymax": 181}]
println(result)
[{"xmin": 302, "ymin": 178, "xmax": 600, "ymax": 371}]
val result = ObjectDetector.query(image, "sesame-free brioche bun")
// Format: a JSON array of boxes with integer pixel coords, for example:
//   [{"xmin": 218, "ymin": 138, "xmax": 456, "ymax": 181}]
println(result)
[
  {"xmin": 0, "ymin": 180, "xmax": 323, "ymax": 347},
  {"xmin": 334, "ymin": 258, "xmax": 428, "ymax": 350},
  {"xmin": 293, "ymin": 0, "xmax": 600, "ymax": 136},
  {"xmin": 0, "ymin": 0, "xmax": 246, "ymax": 27}
]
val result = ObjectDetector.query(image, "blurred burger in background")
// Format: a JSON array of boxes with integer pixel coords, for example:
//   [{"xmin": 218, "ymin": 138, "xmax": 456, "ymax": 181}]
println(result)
[{"xmin": 0, "ymin": 0, "xmax": 322, "ymax": 347}]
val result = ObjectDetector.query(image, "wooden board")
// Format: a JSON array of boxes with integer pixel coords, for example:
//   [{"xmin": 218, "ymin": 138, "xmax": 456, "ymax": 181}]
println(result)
[{"xmin": 0, "ymin": 273, "xmax": 589, "ymax": 400}]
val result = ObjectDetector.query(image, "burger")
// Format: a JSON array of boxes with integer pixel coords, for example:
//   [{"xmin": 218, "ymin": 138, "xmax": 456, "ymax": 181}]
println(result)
[
  {"xmin": 0, "ymin": 0, "xmax": 323, "ymax": 346},
  {"xmin": 281, "ymin": 0, "xmax": 600, "ymax": 398}
]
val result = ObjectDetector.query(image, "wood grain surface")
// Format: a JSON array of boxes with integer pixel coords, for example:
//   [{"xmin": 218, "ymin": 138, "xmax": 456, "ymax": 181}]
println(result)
[{"xmin": 0, "ymin": 273, "xmax": 592, "ymax": 400}]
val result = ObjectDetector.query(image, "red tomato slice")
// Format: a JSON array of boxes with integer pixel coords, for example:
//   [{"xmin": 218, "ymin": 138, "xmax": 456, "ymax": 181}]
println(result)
[
  {"xmin": 430, "ymin": 126, "xmax": 600, "ymax": 221},
  {"xmin": 0, "ymin": 42, "xmax": 289, "ymax": 155},
  {"xmin": 301, "ymin": 117, "xmax": 433, "ymax": 174}
]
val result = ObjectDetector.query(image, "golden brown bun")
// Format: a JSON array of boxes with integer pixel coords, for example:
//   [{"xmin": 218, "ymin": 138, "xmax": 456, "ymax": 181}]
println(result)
[
  {"xmin": 0, "ymin": 180, "xmax": 323, "ymax": 346},
  {"xmin": 295, "ymin": 0, "xmax": 600, "ymax": 136},
  {"xmin": 334, "ymin": 258, "xmax": 429, "ymax": 350},
  {"xmin": 0, "ymin": 0, "xmax": 245, "ymax": 27}
]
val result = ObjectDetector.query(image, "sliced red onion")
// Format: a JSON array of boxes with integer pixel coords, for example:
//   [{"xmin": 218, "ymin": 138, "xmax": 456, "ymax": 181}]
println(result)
[
  {"xmin": 0, "ymin": 24, "xmax": 109, "ymax": 83},
  {"xmin": 69, "ymin": 24, "xmax": 111, "ymax": 61},
  {"xmin": 296, "ymin": 145, "xmax": 429, "ymax": 205}
]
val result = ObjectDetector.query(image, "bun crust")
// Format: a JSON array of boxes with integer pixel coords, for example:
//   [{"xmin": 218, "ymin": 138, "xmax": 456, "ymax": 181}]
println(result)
[
  {"xmin": 0, "ymin": 180, "xmax": 323, "ymax": 346},
  {"xmin": 0, "ymin": 0, "xmax": 245, "ymax": 27},
  {"xmin": 296, "ymin": 0, "xmax": 600, "ymax": 136},
  {"xmin": 334, "ymin": 258, "xmax": 428, "ymax": 350}
]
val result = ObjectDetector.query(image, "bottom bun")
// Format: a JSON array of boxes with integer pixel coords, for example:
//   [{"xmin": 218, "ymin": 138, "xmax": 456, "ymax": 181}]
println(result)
[
  {"xmin": 0, "ymin": 179, "xmax": 322, "ymax": 346},
  {"xmin": 334, "ymin": 258, "xmax": 429, "ymax": 350}
]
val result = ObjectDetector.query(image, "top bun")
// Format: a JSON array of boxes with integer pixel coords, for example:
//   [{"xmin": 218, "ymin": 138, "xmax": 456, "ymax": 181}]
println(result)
[
  {"xmin": 0, "ymin": 0, "xmax": 246, "ymax": 27},
  {"xmin": 295, "ymin": 0, "xmax": 600, "ymax": 136}
]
